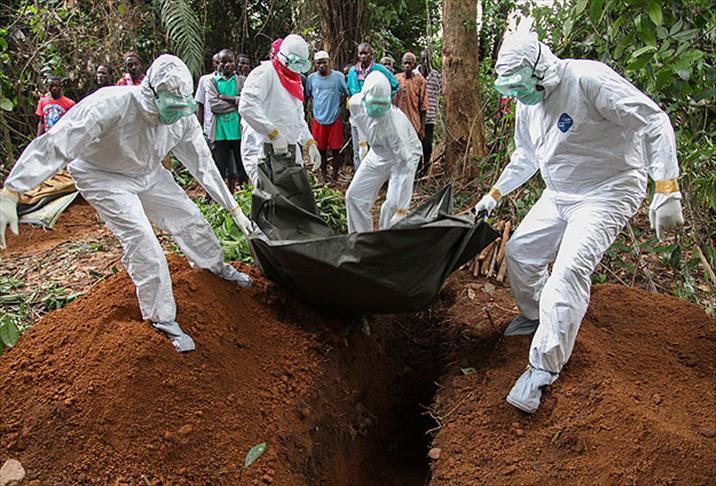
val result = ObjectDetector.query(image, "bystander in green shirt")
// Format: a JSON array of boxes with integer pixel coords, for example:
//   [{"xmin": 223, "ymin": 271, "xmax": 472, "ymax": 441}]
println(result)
[{"xmin": 214, "ymin": 74, "xmax": 241, "ymax": 141}]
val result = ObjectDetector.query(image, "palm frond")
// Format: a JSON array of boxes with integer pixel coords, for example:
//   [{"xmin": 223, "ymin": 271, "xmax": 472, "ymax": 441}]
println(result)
[{"xmin": 156, "ymin": 0, "xmax": 204, "ymax": 77}]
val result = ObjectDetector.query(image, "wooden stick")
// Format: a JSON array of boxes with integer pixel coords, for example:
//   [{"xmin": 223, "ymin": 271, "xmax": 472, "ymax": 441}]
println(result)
[
  {"xmin": 481, "ymin": 239, "xmax": 499, "ymax": 276},
  {"xmin": 695, "ymin": 245, "xmax": 716, "ymax": 284},
  {"xmin": 477, "ymin": 240, "xmax": 495, "ymax": 261},
  {"xmin": 496, "ymin": 221, "xmax": 511, "ymax": 265},
  {"xmin": 488, "ymin": 237, "xmax": 500, "ymax": 276},
  {"xmin": 472, "ymin": 255, "xmax": 481, "ymax": 277},
  {"xmin": 497, "ymin": 257, "xmax": 508, "ymax": 282}
]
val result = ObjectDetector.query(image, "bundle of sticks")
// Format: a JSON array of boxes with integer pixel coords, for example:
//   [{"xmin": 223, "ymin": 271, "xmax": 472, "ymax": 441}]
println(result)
[{"xmin": 468, "ymin": 220, "xmax": 512, "ymax": 282}]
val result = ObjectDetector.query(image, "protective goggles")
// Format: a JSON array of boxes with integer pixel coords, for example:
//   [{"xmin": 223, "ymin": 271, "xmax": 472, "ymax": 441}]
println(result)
[
  {"xmin": 280, "ymin": 52, "xmax": 311, "ymax": 74},
  {"xmin": 362, "ymin": 93, "xmax": 391, "ymax": 118},
  {"xmin": 150, "ymin": 84, "xmax": 198, "ymax": 125}
]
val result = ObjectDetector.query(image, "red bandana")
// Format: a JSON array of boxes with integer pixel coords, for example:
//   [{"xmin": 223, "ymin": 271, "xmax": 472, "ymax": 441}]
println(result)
[{"xmin": 272, "ymin": 56, "xmax": 304, "ymax": 102}]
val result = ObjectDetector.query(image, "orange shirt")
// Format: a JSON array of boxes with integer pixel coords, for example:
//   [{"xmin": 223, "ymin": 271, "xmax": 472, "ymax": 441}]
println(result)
[{"xmin": 393, "ymin": 72, "xmax": 429, "ymax": 139}]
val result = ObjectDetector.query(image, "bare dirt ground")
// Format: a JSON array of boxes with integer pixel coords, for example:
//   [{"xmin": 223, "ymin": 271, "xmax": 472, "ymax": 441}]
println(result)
[{"xmin": 1, "ymin": 197, "xmax": 714, "ymax": 486}]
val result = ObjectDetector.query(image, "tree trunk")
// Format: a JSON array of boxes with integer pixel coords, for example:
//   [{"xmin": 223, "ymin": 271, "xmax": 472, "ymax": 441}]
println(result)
[
  {"xmin": 442, "ymin": 0, "xmax": 485, "ymax": 180},
  {"xmin": 316, "ymin": 0, "xmax": 367, "ymax": 70}
]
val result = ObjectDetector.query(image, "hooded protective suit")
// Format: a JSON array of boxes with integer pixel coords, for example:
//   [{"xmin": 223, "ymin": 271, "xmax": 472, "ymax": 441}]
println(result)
[
  {"xmin": 239, "ymin": 34, "xmax": 314, "ymax": 184},
  {"xmin": 477, "ymin": 30, "xmax": 683, "ymax": 412},
  {"xmin": 346, "ymin": 71, "xmax": 422, "ymax": 233},
  {"xmin": 2, "ymin": 55, "xmax": 250, "ymax": 352}
]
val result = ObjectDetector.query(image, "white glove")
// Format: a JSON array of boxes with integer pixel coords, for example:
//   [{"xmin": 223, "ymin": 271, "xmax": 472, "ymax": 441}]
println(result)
[
  {"xmin": 472, "ymin": 193, "xmax": 498, "ymax": 219},
  {"xmin": 308, "ymin": 141, "xmax": 322, "ymax": 171},
  {"xmin": 358, "ymin": 141, "xmax": 369, "ymax": 161},
  {"xmin": 649, "ymin": 194, "xmax": 684, "ymax": 241},
  {"xmin": 0, "ymin": 189, "xmax": 19, "ymax": 250},
  {"xmin": 268, "ymin": 128, "xmax": 288, "ymax": 155},
  {"xmin": 230, "ymin": 205, "xmax": 253, "ymax": 236}
]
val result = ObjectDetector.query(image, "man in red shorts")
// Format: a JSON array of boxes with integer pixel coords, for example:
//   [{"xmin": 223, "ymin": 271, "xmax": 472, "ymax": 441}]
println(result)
[{"xmin": 305, "ymin": 50, "xmax": 349, "ymax": 183}]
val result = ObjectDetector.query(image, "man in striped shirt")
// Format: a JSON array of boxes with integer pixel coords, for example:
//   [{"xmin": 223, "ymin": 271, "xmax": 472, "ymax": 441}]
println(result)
[{"xmin": 418, "ymin": 50, "xmax": 442, "ymax": 176}]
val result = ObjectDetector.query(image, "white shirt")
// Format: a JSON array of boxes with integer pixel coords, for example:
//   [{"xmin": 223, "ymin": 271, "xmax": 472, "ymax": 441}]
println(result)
[{"xmin": 195, "ymin": 73, "xmax": 216, "ymax": 138}]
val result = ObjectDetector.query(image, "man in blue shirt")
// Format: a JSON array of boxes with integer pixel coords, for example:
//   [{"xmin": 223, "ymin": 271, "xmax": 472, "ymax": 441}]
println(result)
[
  {"xmin": 306, "ymin": 50, "xmax": 350, "ymax": 183},
  {"xmin": 346, "ymin": 43, "xmax": 400, "ymax": 171}
]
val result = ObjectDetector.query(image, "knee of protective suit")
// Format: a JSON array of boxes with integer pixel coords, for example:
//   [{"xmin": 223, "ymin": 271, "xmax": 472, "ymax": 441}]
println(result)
[
  {"xmin": 504, "ymin": 236, "xmax": 527, "ymax": 265},
  {"xmin": 545, "ymin": 262, "xmax": 592, "ymax": 304}
]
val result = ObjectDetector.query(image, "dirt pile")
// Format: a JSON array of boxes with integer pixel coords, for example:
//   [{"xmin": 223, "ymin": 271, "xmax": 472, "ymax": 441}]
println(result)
[
  {"xmin": 0, "ymin": 255, "xmax": 333, "ymax": 485},
  {"xmin": 428, "ymin": 276, "xmax": 716, "ymax": 485},
  {"xmin": 2, "ymin": 222, "xmax": 715, "ymax": 485},
  {"xmin": 3, "ymin": 199, "xmax": 106, "ymax": 256},
  {"xmin": 0, "ymin": 252, "xmax": 441, "ymax": 486}
]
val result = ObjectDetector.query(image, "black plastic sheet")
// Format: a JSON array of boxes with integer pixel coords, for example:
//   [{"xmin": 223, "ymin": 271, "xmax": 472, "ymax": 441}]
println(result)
[{"xmin": 247, "ymin": 145, "xmax": 499, "ymax": 314}]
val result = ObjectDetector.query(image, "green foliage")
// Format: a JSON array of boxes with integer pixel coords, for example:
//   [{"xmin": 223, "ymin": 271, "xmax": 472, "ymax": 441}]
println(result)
[
  {"xmin": 244, "ymin": 442, "xmax": 267, "ymax": 469},
  {"xmin": 156, "ymin": 0, "xmax": 205, "ymax": 77},
  {"xmin": 196, "ymin": 187, "xmax": 254, "ymax": 264},
  {"xmin": 0, "ymin": 277, "xmax": 83, "ymax": 356},
  {"xmin": 0, "ymin": 315, "xmax": 21, "ymax": 357},
  {"xmin": 196, "ymin": 179, "xmax": 348, "ymax": 264},
  {"xmin": 363, "ymin": 0, "xmax": 442, "ymax": 64},
  {"xmin": 0, "ymin": 0, "xmax": 166, "ymax": 168},
  {"xmin": 309, "ymin": 176, "xmax": 349, "ymax": 234}
]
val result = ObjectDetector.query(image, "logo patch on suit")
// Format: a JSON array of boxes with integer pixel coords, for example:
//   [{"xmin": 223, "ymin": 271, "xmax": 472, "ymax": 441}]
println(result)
[{"xmin": 557, "ymin": 113, "xmax": 573, "ymax": 133}]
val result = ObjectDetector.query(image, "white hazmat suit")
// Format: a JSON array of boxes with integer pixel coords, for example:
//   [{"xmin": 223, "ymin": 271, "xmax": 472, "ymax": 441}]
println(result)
[
  {"xmin": 1, "ymin": 55, "xmax": 252, "ymax": 352},
  {"xmin": 346, "ymin": 71, "xmax": 422, "ymax": 233},
  {"xmin": 239, "ymin": 34, "xmax": 318, "ymax": 184},
  {"xmin": 474, "ymin": 31, "xmax": 684, "ymax": 413}
]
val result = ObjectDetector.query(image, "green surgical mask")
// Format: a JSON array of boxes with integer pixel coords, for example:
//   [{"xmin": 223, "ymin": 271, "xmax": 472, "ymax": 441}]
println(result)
[
  {"xmin": 280, "ymin": 52, "xmax": 311, "ymax": 74},
  {"xmin": 494, "ymin": 66, "xmax": 544, "ymax": 105},
  {"xmin": 363, "ymin": 93, "xmax": 391, "ymax": 118},
  {"xmin": 154, "ymin": 90, "xmax": 198, "ymax": 125}
]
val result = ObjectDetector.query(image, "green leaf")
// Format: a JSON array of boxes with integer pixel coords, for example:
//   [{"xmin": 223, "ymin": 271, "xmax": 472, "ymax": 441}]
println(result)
[
  {"xmin": 655, "ymin": 69, "xmax": 672, "ymax": 91},
  {"xmin": 646, "ymin": 1, "xmax": 662, "ymax": 25},
  {"xmin": 680, "ymin": 50, "xmax": 704, "ymax": 63},
  {"xmin": 675, "ymin": 68, "xmax": 691, "ymax": 81},
  {"xmin": 656, "ymin": 26, "xmax": 669, "ymax": 39},
  {"xmin": 0, "ymin": 97, "xmax": 12, "ymax": 111},
  {"xmin": 157, "ymin": 0, "xmax": 205, "ymax": 77},
  {"xmin": 638, "ymin": 22, "xmax": 657, "ymax": 47},
  {"xmin": 693, "ymin": 87, "xmax": 716, "ymax": 102},
  {"xmin": 0, "ymin": 320, "xmax": 20, "ymax": 348},
  {"xmin": 630, "ymin": 45, "xmax": 657, "ymax": 59},
  {"xmin": 653, "ymin": 244, "xmax": 677, "ymax": 254},
  {"xmin": 574, "ymin": 0, "xmax": 588, "ymax": 15},
  {"xmin": 244, "ymin": 442, "xmax": 267, "ymax": 469},
  {"xmin": 117, "ymin": 3, "xmax": 127, "ymax": 15},
  {"xmin": 669, "ymin": 19, "xmax": 683, "ymax": 36},
  {"xmin": 461, "ymin": 367, "xmax": 477, "ymax": 375},
  {"xmin": 589, "ymin": 0, "xmax": 604, "ymax": 24},
  {"xmin": 628, "ymin": 55, "xmax": 652, "ymax": 71},
  {"xmin": 672, "ymin": 29, "xmax": 699, "ymax": 41}
]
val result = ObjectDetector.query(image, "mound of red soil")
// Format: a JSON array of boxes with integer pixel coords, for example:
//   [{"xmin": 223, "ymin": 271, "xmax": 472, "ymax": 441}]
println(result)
[
  {"xmin": 2, "ymin": 198, "xmax": 104, "ymax": 256},
  {"xmin": 428, "ymin": 276, "xmax": 716, "ymax": 485},
  {"xmin": 0, "ymin": 255, "xmax": 332, "ymax": 485}
]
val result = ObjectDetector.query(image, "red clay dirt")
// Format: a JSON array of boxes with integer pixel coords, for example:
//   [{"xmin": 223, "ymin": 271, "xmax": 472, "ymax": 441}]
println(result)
[
  {"xmin": 3, "ymin": 198, "xmax": 106, "ymax": 256},
  {"xmin": 0, "ymin": 252, "xmax": 437, "ymax": 486},
  {"xmin": 428, "ymin": 273, "xmax": 716, "ymax": 485},
  {"xmin": 1, "ymin": 216, "xmax": 715, "ymax": 485},
  {"xmin": 0, "ymin": 255, "xmax": 331, "ymax": 485}
]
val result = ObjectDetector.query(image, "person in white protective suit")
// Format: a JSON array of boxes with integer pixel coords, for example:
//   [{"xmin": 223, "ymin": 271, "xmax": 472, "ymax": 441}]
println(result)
[
  {"xmin": 472, "ymin": 27, "xmax": 684, "ymax": 413},
  {"xmin": 0, "ymin": 55, "xmax": 255, "ymax": 353},
  {"xmin": 345, "ymin": 71, "xmax": 422, "ymax": 233},
  {"xmin": 239, "ymin": 34, "xmax": 321, "ymax": 184}
]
